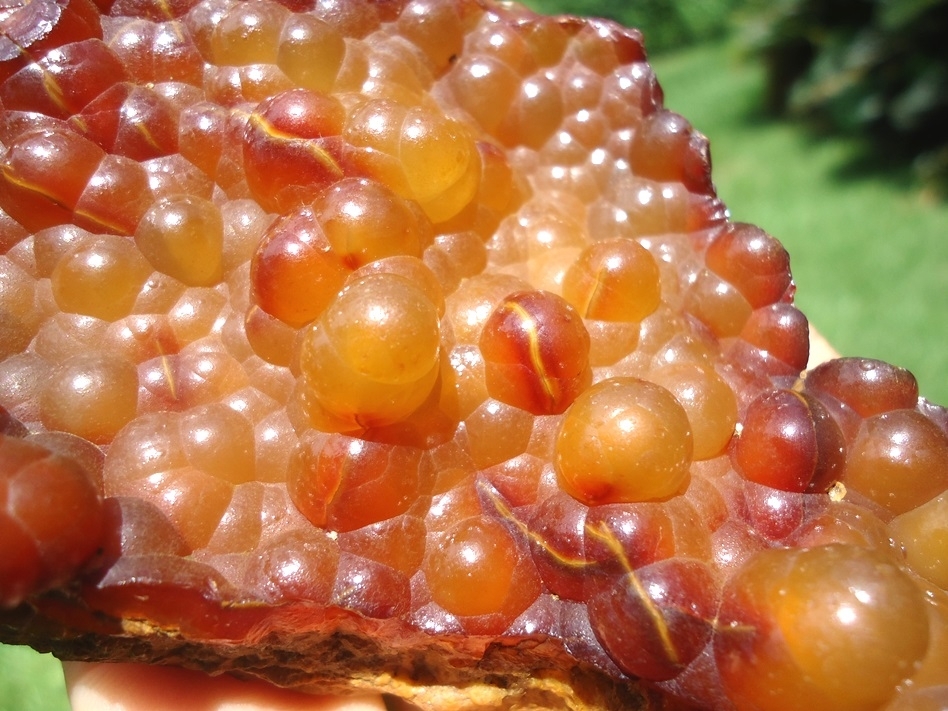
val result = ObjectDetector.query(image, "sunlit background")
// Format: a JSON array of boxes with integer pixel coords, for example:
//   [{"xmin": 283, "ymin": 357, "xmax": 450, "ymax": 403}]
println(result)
[
  {"xmin": 525, "ymin": 0, "xmax": 948, "ymax": 407},
  {"xmin": 2, "ymin": 1, "xmax": 947, "ymax": 709}
]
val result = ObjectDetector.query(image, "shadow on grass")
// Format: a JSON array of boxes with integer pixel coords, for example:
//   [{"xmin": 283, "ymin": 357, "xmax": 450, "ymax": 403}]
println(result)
[
  {"xmin": 763, "ymin": 115, "xmax": 923, "ymax": 192},
  {"xmin": 719, "ymin": 50, "xmax": 946, "ymax": 198}
]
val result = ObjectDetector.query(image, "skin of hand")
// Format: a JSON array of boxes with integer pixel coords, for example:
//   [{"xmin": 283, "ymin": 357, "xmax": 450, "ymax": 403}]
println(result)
[
  {"xmin": 807, "ymin": 325, "xmax": 839, "ymax": 368},
  {"xmin": 63, "ymin": 662, "xmax": 388, "ymax": 711},
  {"xmin": 61, "ymin": 329, "xmax": 840, "ymax": 711}
]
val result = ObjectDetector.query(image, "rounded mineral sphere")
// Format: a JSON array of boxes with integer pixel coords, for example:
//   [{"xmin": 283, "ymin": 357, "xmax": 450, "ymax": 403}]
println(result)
[
  {"xmin": 40, "ymin": 353, "xmax": 139, "ymax": 444},
  {"xmin": 562, "ymin": 238, "xmax": 661, "ymax": 322},
  {"xmin": 135, "ymin": 195, "xmax": 224, "ymax": 287},
  {"xmin": 555, "ymin": 377, "xmax": 693, "ymax": 505},
  {"xmin": 299, "ymin": 273, "xmax": 442, "ymax": 428},
  {"xmin": 648, "ymin": 362, "xmax": 737, "ymax": 460},
  {"xmin": 716, "ymin": 544, "xmax": 930, "ymax": 711},
  {"xmin": 844, "ymin": 409, "xmax": 948, "ymax": 515},
  {"xmin": 424, "ymin": 516, "xmax": 520, "ymax": 618},
  {"xmin": 890, "ymin": 490, "xmax": 948, "ymax": 590},
  {"xmin": 322, "ymin": 273, "xmax": 441, "ymax": 386}
]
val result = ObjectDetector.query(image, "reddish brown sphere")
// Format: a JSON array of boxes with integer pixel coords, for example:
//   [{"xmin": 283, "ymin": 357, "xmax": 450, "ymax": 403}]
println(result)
[
  {"xmin": 732, "ymin": 389, "xmax": 845, "ymax": 493},
  {"xmin": 805, "ymin": 357, "xmax": 920, "ymax": 418},
  {"xmin": 479, "ymin": 289, "xmax": 591, "ymax": 415},
  {"xmin": 1, "ymin": 434, "xmax": 106, "ymax": 608}
]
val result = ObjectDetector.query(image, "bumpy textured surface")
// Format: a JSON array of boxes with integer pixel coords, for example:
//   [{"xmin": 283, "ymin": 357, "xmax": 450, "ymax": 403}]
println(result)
[{"xmin": 1, "ymin": 1, "xmax": 947, "ymax": 709}]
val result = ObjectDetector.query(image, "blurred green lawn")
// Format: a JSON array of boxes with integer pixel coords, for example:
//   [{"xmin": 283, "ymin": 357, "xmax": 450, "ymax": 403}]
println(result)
[
  {"xmin": 3, "ymin": 14, "xmax": 947, "ymax": 711},
  {"xmin": 649, "ymin": 43, "xmax": 948, "ymax": 407},
  {"xmin": 0, "ymin": 645, "xmax": 69, "ymax": 711}
]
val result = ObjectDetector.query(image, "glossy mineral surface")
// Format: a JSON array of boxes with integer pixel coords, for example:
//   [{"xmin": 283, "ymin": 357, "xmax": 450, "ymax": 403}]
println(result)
[{"xmin": 1, "ymin": 0, "xmax": 947, "ymax": 709}]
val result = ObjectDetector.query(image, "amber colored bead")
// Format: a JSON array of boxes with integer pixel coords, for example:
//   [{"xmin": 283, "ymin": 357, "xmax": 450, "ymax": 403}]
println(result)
[
  {"xmin": 736, "ymin": 302, "xmax": 810, "ymax": 373},
  {"xmin": 571, "ymin": 20, "xmax": 646, "ymax": 72},
  {"xmin": 345, "ymin": 98, "xmax": 480, "ymax": 222},
  {"xmin": 601, "ymin": 62, "xmax": 663, "ymax": 129},
  {"xmin": 167, "ymin": 288, "xmax": 227, "ymax": 345},
  {"xmin": 243, "ymin": 305, "xmax": 296, "ymax": 367},
  {"xmin": 424, "ymin": 515, "xmax": 523, "ymax": 618},
  {"xmin": 108, "ymin": 19, "xmax": 205, "ymax": 85},
  {"xmin": 350, "ymin": 256, "xmax": 445, "ymax": 316},
  {"xmin": 179, "ymin": 403, "xmax": 256, "ymax": 485},
  {"xmin": 649, "ymin": 362, "xmax": 737, "ymax": 460},
  {"xmin": 556, "ymin": 378, "xmax": 693, "ymax": 505},
  {"xmin": 715, "ymin": 544, "xmax": 930, "ymax": 711},
  {"xmin": 250, "ymin": 206, "xmax": 349, "ymax": 328},
  {"xmin": 39, "ymin": 353, "xmax": 139, "ymax": 444},
  {"xmin": 448, "ymin": 54, "xmax": 519, "ymax": 134},
  {"xmin": 249, "ymin": 529, "xmax": 340, "ymax": 604},
  {"xmin": 396, "ymin": 0, "xmax": 465, "ymax": 74},
  {"xmin": 141, "ymin": 154, "xmax": 214, "ymax": 205},
  {"xmin": 137, "ymin": 348, "xmax": 249, "ymax": 413},
  {"xmin": 628, "ymin": 110, "xmax": 713, "ymax": 195},
  {"xmin": 0, "ymin": 38, "xmax": 128, "ymax": 119},
  {"xmin": 209, "ymin": 0, "xmax": 288, "ymax": 66},
  {"xmin": 69, "ymin": 82, "xmax": 179, "ymax": 161},
  {"xmin": 299, "ymin": 273, "xmax": 442, "ymax": 430},
  {"xmin": 276, "ymin": 13, "xmax": 346, "ymax": 93},
  {"xmin": 51, "ymin": 235, "xmax": 152, "ymax": 321},
  {"xmin": 75, "ymin": 153, "xmax": 153, "ymax": 235},
  {"xmin": 562, "ymin": 238, "xmax": 662, "ymax": 322},
  {"xmin": 288, "ymin": 433, "xmax": 430, "ymax": 532},
  {"xmin": 683, "ymin": 268, "xmax": 753, "ymax": 339},
  {"xmin": 462, "ymin": 398, "xmax": 534, "ymax": 469},
  {"xmin": 0, "ymin": 127, "xmax": 105, "ymax": 232},
  {"xmin": 136, "ymin": 196, "xmax": 224, "ymax": 286},
  {"xmin": 496, "ymin": 73, "xmax": 563, "ymax": 149},
  {"xmin": 890, "ymin": 491, "xmax": 948, "ymax": 590},
  {"xmin": 316, "ymin": 178, "xmax": 428, "ymax": 268},
  {"xmin": 177, "ymin": 101, "xmax": 228, "ymax": 179},
  {"xmin": 479, "ymin": 290, "xmax": 591, "ymax": 415},
  {"xmin": 844, "ymin": 409, "xmax": 948, "ymax": 515}
]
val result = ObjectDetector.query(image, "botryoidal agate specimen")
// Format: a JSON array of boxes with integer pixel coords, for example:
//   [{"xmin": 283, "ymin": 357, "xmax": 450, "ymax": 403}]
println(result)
[{"xmin": 1, "ymin": 1, "xmax": 947, "ymax": 709}]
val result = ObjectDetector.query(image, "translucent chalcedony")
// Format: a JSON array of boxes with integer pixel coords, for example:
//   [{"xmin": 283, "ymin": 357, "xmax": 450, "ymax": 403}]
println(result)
[{"xmin": 0, "ymin": 2, "xmax": 946, "ymax": 710}]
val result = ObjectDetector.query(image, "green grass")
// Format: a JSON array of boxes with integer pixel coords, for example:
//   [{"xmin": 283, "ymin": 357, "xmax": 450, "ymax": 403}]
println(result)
[
  {"xmin": 2, "ymin": 32, "xmax": 947, "ymax": 711},
  {"xmin": 0, "ymin": 645, "xmax": 69, "ymax": 711},
  {"xmin": 650, "ymin": 43, "xmax": 948, "ymax": 406}
]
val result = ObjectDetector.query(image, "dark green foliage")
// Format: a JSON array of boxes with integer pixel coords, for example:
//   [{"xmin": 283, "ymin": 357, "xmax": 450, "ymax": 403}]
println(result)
[
  {"xmin": 748, "ymin": 0, "xmax": 948, "ymax": 186},
  {"xmin": 523, "ymin": 0, "xmax": 751, "ymax": 53}
]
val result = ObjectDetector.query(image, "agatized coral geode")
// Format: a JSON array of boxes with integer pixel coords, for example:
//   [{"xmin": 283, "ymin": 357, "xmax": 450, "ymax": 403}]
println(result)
[{"xmin": 1, "ymin": 0, "xmax": 947, "ymax": 709}]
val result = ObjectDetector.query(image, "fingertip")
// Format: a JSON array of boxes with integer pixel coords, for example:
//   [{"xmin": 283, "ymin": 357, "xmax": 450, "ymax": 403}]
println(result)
[{"xmin": 63, "ymin": 661, "xmax": 388, "ymax": 711}]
